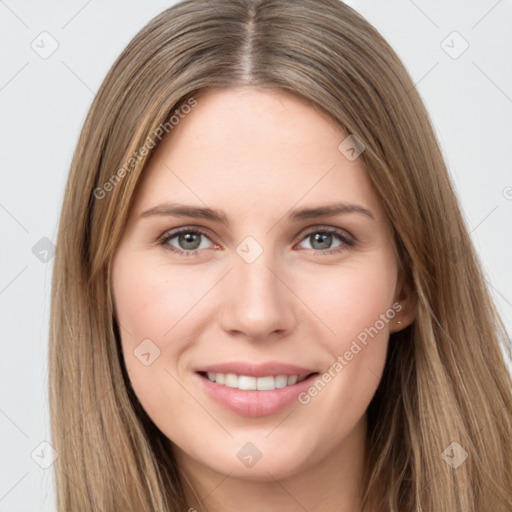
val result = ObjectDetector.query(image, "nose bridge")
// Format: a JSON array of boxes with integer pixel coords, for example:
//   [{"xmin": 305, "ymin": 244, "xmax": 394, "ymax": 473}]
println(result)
[{"xmin": 218, "ymin": 240, "xmax": 296, "ymax": 338}]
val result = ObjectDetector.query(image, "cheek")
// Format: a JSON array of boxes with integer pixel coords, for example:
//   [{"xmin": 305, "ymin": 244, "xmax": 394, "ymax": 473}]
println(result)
[
  {"xmin": 112, "ymin": 255, "xmax": 207, "ymax": 349},
  {"xmin": 302, "ymin": 254, "xmax": 398, "ymax": 345},
  {"xmin": 111, "ymin": 255, "xmax": 181, "ymax": 393},
  {"xmin": 293, "ymin": 254, "xmax": 397, "ymax": 429},
  {"xmin": 111, "ymin": 254, "xmax": 220, "ymax": 422}
]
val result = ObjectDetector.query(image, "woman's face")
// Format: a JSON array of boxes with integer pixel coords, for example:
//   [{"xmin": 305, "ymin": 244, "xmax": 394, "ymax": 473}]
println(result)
[{"xmin": 111, "ymin": 87, "xmax": 409, "ymax": 481}]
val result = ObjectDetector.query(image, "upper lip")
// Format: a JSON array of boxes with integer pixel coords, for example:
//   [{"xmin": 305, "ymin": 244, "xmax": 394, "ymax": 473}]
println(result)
[{"xmin": 196, "ymin": 361, "xmax": 318, "ymax": 379}]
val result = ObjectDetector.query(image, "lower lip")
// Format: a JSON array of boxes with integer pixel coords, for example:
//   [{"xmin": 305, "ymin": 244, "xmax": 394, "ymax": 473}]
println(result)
[{"xmin": 195, "ymin": 372, "xmax": 319, "ymax": 417}]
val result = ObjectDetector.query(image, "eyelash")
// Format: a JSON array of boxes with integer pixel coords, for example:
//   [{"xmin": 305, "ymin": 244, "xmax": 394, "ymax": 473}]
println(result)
[{"xmin": 157, "ymin": 226, "xmax": 355, "ymax": 257}]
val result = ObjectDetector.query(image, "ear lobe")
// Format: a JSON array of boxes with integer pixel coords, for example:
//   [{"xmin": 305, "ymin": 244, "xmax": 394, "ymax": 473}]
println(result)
[{"xmin": 390, "ymin": 272, "xmax": 417, "ymax": 333}]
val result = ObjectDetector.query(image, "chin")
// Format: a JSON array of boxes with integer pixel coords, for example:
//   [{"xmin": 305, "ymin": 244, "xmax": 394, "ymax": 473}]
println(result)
[{"xmin": 211, "ymin": 436, "xmax": 312, "ymax": 480}]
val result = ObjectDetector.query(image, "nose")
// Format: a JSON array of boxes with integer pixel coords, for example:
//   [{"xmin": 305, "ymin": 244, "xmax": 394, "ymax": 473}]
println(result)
[{"xmin": 217, "ymin": 252, "xmax": 297, "ymax": 341}]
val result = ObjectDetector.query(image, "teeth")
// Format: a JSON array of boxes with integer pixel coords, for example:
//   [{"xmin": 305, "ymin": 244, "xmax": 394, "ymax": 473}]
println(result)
[
  {"xmin": 287, "ymin": 375, "xmax": 298, "ymax": 385},
  {"xmin": 275, "ymin": 375, "xmax": 288, "ymax": 388},
  {"xmin": 204, "ymin": 372, "xmax": 308, "ymax": 390},
  {"xmin": 257, "ymin": 376, "xmax": 275, "ymax": 390},
  {"xmin": 225, "ymin": 373, "xmax": 238, "ymax": 388}
]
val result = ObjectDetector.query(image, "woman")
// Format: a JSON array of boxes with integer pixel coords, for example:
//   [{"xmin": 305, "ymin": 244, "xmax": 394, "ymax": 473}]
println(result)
[{"xmin": 49, "ymin": 0, "xmax": 512, "ymax": 510}]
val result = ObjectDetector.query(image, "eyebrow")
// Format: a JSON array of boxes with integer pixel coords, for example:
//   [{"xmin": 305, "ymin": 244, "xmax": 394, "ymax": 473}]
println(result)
[{"xmin": 139, "ymin": 201, "xmax": 374, "ymax": 224}]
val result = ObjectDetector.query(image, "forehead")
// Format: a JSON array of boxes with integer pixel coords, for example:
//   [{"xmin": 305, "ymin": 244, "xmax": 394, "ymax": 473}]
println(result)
[
  {"xmin": 164, "ymin": 87, "xmax": 342, "ymax": 165},
  {"xmin": 129, "ymin": 87, "xmax": 383, "ymax": 222}
]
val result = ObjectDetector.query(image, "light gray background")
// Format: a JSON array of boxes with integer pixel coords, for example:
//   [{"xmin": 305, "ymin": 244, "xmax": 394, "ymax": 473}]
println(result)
[{"xmin": 1, "ymin": 1, "xmax": 511, "ymax": 510}]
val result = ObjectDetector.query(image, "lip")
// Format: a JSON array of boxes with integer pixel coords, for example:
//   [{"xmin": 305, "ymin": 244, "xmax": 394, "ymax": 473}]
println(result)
[
  {"xmin": 194, "ymin": 363, "xmax": 319, "ymax": 417},
  {"xmin": 195, "ymin": 361, "xmax": 317, "ymax": 379}
]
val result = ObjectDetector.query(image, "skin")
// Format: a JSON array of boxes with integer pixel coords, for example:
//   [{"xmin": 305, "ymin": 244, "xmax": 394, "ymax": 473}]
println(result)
[{"xmin": 111, "ymin": 87, "xmax": 415, "ymax": 512}]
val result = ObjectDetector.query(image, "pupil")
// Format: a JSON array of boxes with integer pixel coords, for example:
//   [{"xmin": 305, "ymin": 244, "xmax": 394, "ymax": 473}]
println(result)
[
  {"xmin": 180, "ymin": 232, "xmax": 200, "ymax": 250},
  {"xmin": 312, "ymin": 233, "xmax": 331, "ymax": 250}
]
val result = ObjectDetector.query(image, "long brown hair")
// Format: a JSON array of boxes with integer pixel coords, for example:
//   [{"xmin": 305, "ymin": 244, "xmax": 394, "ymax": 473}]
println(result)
[{"xmin": 49, "ymin": 0, "xmax": 512, "ymax": 510}]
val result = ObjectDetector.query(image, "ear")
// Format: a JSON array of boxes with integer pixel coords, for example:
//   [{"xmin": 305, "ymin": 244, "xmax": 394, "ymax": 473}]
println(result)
[{"xmin": 389, "ymin": 270, "xmax": 416, "ymax": 333}]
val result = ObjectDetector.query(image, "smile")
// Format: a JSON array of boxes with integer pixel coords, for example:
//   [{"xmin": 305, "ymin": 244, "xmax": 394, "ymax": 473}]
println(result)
[{"xmin": 200, "ymin": 371, "xmax": 312, "ymax": 390}]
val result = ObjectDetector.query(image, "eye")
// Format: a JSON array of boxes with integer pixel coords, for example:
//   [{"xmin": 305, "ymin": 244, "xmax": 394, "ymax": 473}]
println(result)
[
  {"xmin": 158, "ymin": 228, "xmax": 215, "ymax": 256},
  {"xmin": 297, "ymin": 227, "xmax": 355, "ymax": 254},
  {"xmin": 157, "ymin": 225, "xmax": 355, "ymax": 257}
]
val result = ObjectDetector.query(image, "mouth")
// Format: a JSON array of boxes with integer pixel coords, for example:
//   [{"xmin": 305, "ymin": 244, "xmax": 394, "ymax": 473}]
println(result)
[
  {"xmin": 194, "ymin": 360, "xmax": 319, "ymax": 417},
  {"xmin": 197, "ymin": 370, "xmax": 318, "ymax": 390},
  {"xmin": 194, "ymin": 368, "xmax": 320, "ymax": 417}
]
